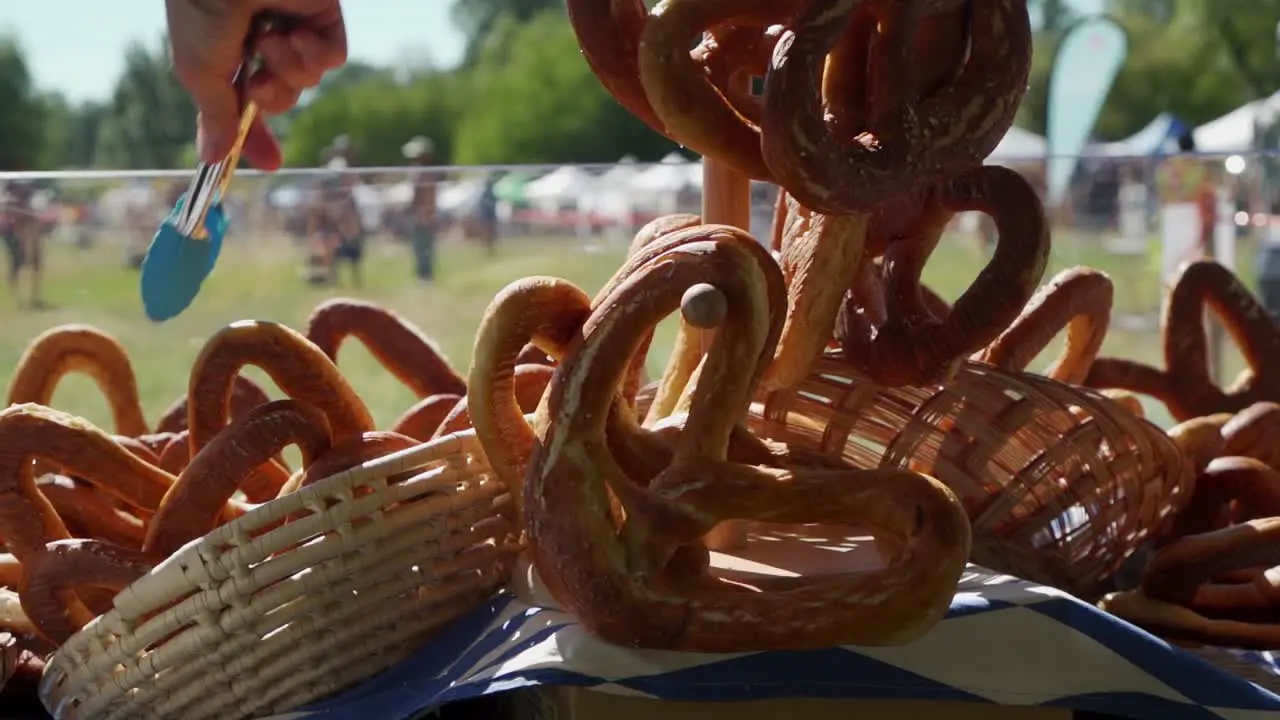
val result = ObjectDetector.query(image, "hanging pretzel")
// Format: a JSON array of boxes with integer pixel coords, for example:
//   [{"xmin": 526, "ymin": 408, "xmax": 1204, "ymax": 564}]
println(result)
[
  {"xmin": 761, "ymin": 0, "xmax": 1031, "ymax": 214},
  {"xmin": 182, "ymin": 321, "xmax": 374, "ymax": 503},
  {"xmin": 18, "ymin": 539, "xmax": 154, "ymax": 645},
  {"xmin": 1099, "ymin": 518, "xmax": 1280, "ymax": 649},
  {"xmin": 1086, "ymin": 261, "xmax": 1280, "ymax": 422},
  {"xmin": 836, "ymin": 165, "xmax": 1050, "ymax": 385},
  {"xmin": 305, "ymin": 298, "xmax": 467, "ymax": 398},
  {"xmin": 527, "ymin": 233, "xmax": 970, "ymax": 651},
  {"xmin": 973, "ymin": 267, "xmax": 1113, "ymax": 384},
  {"xmin": 154, "ymin": 374, "xmax": 271, "ymax": 435},
  {"xmin": 144, "ymin": 399, "xmax": 333, "ymax": 557},
  {"xmin": 6, "ymin": 324, "xmax": 149, "ymax": 438}
]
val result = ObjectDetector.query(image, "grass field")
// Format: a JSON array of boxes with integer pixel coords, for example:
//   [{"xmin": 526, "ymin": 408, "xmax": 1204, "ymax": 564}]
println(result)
[{"xmin": 1, "ymin": 227, "xmax": 1262, "ymax": 434}]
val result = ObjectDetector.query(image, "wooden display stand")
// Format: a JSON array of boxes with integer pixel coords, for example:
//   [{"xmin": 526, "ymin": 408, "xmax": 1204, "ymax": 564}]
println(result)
[{"xmin": 508, "ymin": 529, "xmax": 1070, "ymax": 720}]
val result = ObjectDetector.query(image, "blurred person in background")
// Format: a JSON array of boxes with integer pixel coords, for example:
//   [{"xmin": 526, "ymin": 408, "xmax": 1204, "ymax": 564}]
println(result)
[
  {"xmin": 476, "ymin": 174, "xmax": 499, "ymax": 256},
  {"xmin": 403, "ymin": 136, "xmax": 439, "ymax": 282},
  {"xmin": 304, "ymin": 137, "xmax": 366, "ymax": 287},
  {"xmin": 0, "ymin": 180, "xmax": 49, "ymax": 309}
]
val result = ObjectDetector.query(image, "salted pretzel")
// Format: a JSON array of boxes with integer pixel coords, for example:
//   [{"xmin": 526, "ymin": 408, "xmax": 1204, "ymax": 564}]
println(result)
[
  {"xmin": 154, "ymin": 374, "xmax": 271, "ymax": 435},
  {"xmin": 761, "ymin": 0, "xmax": 1031, "ymax": 214},
  {"xmin": 526, "ymin": 231, "xmax": 971, "ymax": 651},
  {"xmin": 1221, "ymin": 402, "xmax": 1280, "ymax": 470},
  {"xmin": 144, "ymin": 399, "xmax": 334, "ymax": 557},
  {"xmin": 836, "ymin": 165, "xmax": 1050, "ymax": 386},
  {"xmin": 7, "ymin": 324, "xmax": 149, "ymax": 438},
  {"xmin": 1099, "ymin": 517, "xmax": 1280, "ymax": 649},
  {"xmin": 305, "ymin": 298, "xmax": 467, "ymax": 398},
  {"xmin": 1086, "ymin": 261, "xmax": 1280, "ymax": 422},
  {"xmin": 182, "ymin": 321, "xmax": 375, "ymax": 503},
  {"xmin": 972, "ymin": 267, "xmax": 1113, "ymax": 384},
  {"xmin": 18, "ymin": 539, "xmax": 154, "ymax": 645}
]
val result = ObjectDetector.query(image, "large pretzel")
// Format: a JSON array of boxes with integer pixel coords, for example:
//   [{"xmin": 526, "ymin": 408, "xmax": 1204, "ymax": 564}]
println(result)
[
  {"xmin": 1168, "ymin": 456, "xmax": 1280, "ymax": 541},
  {"xmin": 433, "ymin": 364, "xmax": 555, "ymax": 439},
  {"xmin": 1085, "ymin": 260, "xmax": 1280, "ymax": 421},
  {"xmin": 0, "ymin": 404, "xmax": 175, "ymax": 632},
  {"xmin": 836, "ymin": 165, "xmax": 1050, "ymax": 385},
  {"xmin": 1099, "ymin": 518, "xmax": 1280, "ymax": 649},
  {"xmin": 182, "ymin": 321, "xmax": 374, "ymax": 503},
  {"xmin": 154, "ymin": 374, "xmax": 271, "ymax": 435},
  {"xmin": 526, "ymin": 234, "xmax": 970, "ymax": 651},
  {"xmin": 18, "ymin": 539, "xmax": 153, "ymax": 645},
  {"xmin": 973, "ymin": 267, "xmax": 1113, "ymax": 384},
  {"xmin": 761, "ymin": 0, "xmax": 1031, "ymax": 214},
  {"xmin": 305, "ymin": 298, "xmax": 467, "ymax": 398},
  {"xmin": 7, "ymin": 324, "xmax": 149, "ymax": 437},
  {"xmin": 1222, "ymin": 402, "xmax": 1280, "ymax": 469},
  {"xmin": 144, "ymin": 399, "xmax": 333, "ymax": 557},
  {"xmin": 36, "ymin": 475, "xmax": 146, "ymax": 550}
]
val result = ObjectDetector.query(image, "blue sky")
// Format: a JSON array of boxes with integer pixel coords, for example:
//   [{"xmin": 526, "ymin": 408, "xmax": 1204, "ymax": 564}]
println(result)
[
  {"xmin": 4, "ymin": 0, "xmax": 1106, "ymax": 103},
  {"xmin": 1, "ymin": 0, "xmax": 463, "ymax": 102}
]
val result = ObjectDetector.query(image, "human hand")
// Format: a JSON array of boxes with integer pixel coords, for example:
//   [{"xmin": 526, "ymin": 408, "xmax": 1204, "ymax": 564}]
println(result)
[{"xmin": 166, "ymin": 0, "xmax": 348, "ymax": 170}]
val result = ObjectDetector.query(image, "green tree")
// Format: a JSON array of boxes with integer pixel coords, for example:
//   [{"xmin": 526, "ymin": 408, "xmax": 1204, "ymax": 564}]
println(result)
[
  {"xmin": 93, "ymin": 37, "xmax": 197, "ymax": 169},
  {"xmin": 451, "ymin": 0, "xmax": 562, "ymax": 64},
  {"xmin": 0, "ymin": 35, "xmax": 48, "ymax": 170},
  {"xmin": 452, "ymin": 10, "xmax": 676, "ymax": 164}
]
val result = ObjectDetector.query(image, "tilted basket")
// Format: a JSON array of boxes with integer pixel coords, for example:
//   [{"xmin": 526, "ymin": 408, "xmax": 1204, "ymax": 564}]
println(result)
[
  {"xmin": 40, "ymin": 430, "xmax": 517, "ymax": 720},
  {"xmin": 751, "ymin": 354, "xmax": 1195, "ymax": 599}
]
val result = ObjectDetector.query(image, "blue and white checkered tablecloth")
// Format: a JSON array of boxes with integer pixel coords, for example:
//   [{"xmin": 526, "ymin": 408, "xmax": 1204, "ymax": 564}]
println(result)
[{"xmin": 267, "ymin": 566, "xmax": 1280, "ymax": 720}]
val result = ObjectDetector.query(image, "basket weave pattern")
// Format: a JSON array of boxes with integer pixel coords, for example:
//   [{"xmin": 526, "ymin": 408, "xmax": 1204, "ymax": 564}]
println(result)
[
  {"xmin": 40, "ymin": 431, "xmax": 517, "ymax": 720},
  {"xmin": 751, "ymin": 355, "xmax": 1194, "ymax": 598}
]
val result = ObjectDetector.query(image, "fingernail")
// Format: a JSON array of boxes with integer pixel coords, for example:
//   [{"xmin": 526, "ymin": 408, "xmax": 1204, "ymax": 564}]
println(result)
[{"xmin": 197, "ymin": 124, "xmax": 228, "ymax": 163}]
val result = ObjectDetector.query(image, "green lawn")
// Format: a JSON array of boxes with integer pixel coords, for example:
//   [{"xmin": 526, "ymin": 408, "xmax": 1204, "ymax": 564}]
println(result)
[{"xmin": 3, "ymin": 228, "xmax": 1260, "ymax": 433}]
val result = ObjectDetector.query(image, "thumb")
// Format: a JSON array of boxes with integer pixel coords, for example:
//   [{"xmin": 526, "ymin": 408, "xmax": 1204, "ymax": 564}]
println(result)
[{"xmin": 192, "ymin": 82, "xmax": 243, "ymax": 164}]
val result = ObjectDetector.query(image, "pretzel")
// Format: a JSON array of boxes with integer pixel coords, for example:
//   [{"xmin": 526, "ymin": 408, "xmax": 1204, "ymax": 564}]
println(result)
[
  {"xmin": 1222, "ymin": 401, "xmax": 1280, "ymax": 470},
  {"xmin": 468, "ymin": 277, "xmax": 592, "ymax": 513},
  {"xmin": 154, "ymin": 374, "xmax": 271, "ymax": 435},
  {"xmin": 36, "ymin": 475, "xmax": 146, "ymax": 550},
  {"xmin": 836, "ymin": 165, "xmax": 1050, "ymax": 385},
  {"xmin": 7, "ymin": 324, "xmax": 149, "ymax": 437},
  {"xmin": 1100, "ymin": 518, "xmax": 1280, "ymax": 648},
  {"xmin": 1087, "ymin": 261, "xmax": 1280, "ymax": 421},
  {"xmin": 972, "ymin": 267, "xmax": 1112, "ymax": 384},
  {"xmin": 18, "ymin": 539, "xmax": 154, "ymax": 645},
  {"xmin": 1169, "ymin": 456, "xmax": 1280, "ymax": 541},
  {"xmin": 305, "ymin": 298, "xmax": 467, "ymax": 398},
  {"xmin": 526, "ymin": 231, "xmax": 971, "ymax": 650},
  {"xmin": 761, "ymin": 0, "xmax": 1031, "ymax": 214},
  {"xmin": 1166, "ymin": 413, "xmax": 1230, "ymax": 476},
  {"xmin": 183, "ymin": 321, "xmax": 374, "ymax": 503},
  {"xmin": 392, "ymin": 393, "xmax": 463, "ymax": 441},
  {"xmin": 144, "ymin": 399, "xmax": 333, "ymax": 557},
  {"xmin": 434, "ymin": 364, "xmax": 556, "ymax": 439}
]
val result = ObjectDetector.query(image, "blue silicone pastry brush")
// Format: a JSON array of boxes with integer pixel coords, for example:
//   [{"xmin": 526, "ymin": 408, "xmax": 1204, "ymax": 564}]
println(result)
[{"xmin": 139, "ymin": 24, "xmax": 263, "ymax": 322}]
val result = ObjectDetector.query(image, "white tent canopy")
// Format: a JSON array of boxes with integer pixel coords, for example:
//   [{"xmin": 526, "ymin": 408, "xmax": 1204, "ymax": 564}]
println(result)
[
  {"xmin": 631, "ymin": 152, "xmax": 702, "ymax": 194},
  {"xmin": 1193, "ymin": 91, "xmax": 1280, "ymax": 153},
  {"xmin": 988, "ymin": 126, "xmax": 1047, "ymax": 161},
  {"xmin": 524, "ymin": 165, "xmax": 596, "ymax": 207}
]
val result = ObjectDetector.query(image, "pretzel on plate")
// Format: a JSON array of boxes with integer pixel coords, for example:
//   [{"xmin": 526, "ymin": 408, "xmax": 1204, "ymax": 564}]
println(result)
[
  {"xmin": 143, "ymin": 399, "xmax": 334, "ymax": 557},
  {"xmin": 760, "ymin": 0, "xmax": 1031, "ymax": 214},
  {"xmin": 305, "ymin": 297, "xmax": 467, "ymax": 398},
  {"xmin": 181, "ymin": 321, "xmax": 375, "ymax": 503},
  {"xmin": 1099, "ymin": 518, "xmax": 1280, "ymax": 649},
  {"xmin": 1085, "ymin": 260, "xmax": 1280, "ymax": 422},
  {"xmin": 6, "ymin": 324, "xmax": 150, "ymax": 438},
  {"xmin": 527, "ymin": 230, "xmax": 970, "ymax": 651},
  {"xmin": 836, "ymin": 165, "xmax": 1050, "ymax": 385},
  {"xmin": 18, "ymin": 539, "xmax": 153, "ymax": 645},
  {"xmin": 972, "ymin": 267, "xmax": 1112, "ymax": 384}
]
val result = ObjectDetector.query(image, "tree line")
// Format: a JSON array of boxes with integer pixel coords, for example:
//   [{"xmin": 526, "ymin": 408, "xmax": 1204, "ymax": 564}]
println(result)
[{"xmin": 2, "ymin": 0, "xmax": 1279, "ymax": 171}]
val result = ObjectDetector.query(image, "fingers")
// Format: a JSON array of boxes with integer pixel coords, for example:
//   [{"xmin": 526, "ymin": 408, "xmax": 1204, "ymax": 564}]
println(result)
[{"xmin": 242, "ymin": 115, "xmax": 284, "ymax": 172}]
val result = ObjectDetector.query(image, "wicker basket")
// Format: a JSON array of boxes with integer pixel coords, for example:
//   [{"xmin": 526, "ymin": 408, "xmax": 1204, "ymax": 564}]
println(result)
[
  {"xmin": 751, "ymin": 354, "xmax": 1194, "ymax": 599},
  {"xmin": 40, "ymin": 430, "xmax": 518, "ymax": 720}
]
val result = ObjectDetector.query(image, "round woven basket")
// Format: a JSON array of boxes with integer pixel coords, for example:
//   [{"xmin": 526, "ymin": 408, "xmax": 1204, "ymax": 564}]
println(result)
[
  {"xmin": 751, "ymin": 354, "xmax": 1195, "ymax": 599},
  {"xmin": 39, "ymin": 430, "xmax": 517, "ymax": 720}
]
